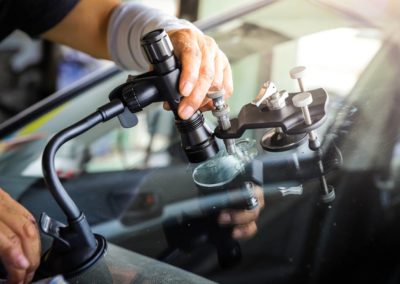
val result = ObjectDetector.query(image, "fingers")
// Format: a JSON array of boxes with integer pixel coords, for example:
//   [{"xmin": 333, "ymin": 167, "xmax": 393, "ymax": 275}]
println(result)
[
  {"xmin": 1, "ymin": 201, "xmax": 40, "ymax": 274},
  {"xmin": 219, "ymin": 207, "xmax": 261, "ymax": 226},
  {"xmin": 0, "ymin": 221, "xmax": 29, "ymax": 284},
  {"xmin": 218, "ymin": 185, "xmax": 265, "ymax": 224},
  {"xmin": 168, "ymin": 29, "xmax": 201, "ymax": 97},
  {"xmin": 232, "ymin": 222, "xmax": 258, "ymax": 240},
  {"xmin": 210, "ymin": 49, "xmax": 225, "ymax": 91},
  {"xmin": 218, "ymin": 185, "xmax": 265, "ymax": 240},
  {"xmin": 168, "ymin": 29, "xmax": 232, "ymax": 119},
  {"xmin": 254, "ymin": 185, "xmax": 265, "ymax": 208},
  {"xmin": 0, "ymin": 190, "xmax": 34, "ymax": 221},
  {"xmin": 187, "ymin": 51, "xmax": 233, "ymax": 113},
  {"xmin": 221, "ymin": 52, "xmax": 234, "ymax": 98},
  {"xmin": 22, "ymin": 221, "xmax": 40, "ymax": 283},
  {"xmin": 0, "ymin": 189, "xmax": 40, "ymax": 284},
  {"xmin": 178, "ymin": 35, "xmax": 216, "ymax": 119}
]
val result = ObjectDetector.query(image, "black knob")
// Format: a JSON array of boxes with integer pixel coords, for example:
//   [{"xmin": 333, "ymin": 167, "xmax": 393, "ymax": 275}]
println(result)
[
  {"xmin": 141, "ymin": 29, "xmax": 174, "ymax": 65},
  {"xmin": 141, "ymin": 29, "xmax": 218, "ymax": 163}
]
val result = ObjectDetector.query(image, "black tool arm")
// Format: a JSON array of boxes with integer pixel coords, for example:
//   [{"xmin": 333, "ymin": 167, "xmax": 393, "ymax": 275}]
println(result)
[
  {"xmin": 42, "ymin": 100, "xmax": 125, "ymax": 220},
  {"xmin": 38, "ymin": 100, "xmax": 124, "ymax": 278}
]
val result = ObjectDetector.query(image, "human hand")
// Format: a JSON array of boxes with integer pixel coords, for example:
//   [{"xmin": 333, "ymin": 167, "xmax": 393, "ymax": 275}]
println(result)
[
  {"xmin": 0, "ymin": 189, "xmax": 40, "ymax": 284},
  {"xmin": 166, "ymin": 29, "xmax": 233, "ymax": 119},
  {"xmin": 218, "ymin": 185, "xmax": 265, "ymax": 240}
]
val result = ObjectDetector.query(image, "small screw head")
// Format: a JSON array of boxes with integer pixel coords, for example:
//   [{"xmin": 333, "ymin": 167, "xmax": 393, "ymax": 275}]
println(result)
[
  {"xmin": 207, "ymin": 90, "xmax": 225, "ymax": 100},
  {"xmin": 292, "ymin": 92, "xmax": 313, "ymax": 108},
  {"xmin": 290, "ymin": 66, "xmax": 306, "ymax": 80}
]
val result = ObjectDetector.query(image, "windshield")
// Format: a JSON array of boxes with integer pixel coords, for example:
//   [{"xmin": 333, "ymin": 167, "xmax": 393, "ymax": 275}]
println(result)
[{"xmin": 1, "ymin": 0, "xmax": 400, "ymax": 283}]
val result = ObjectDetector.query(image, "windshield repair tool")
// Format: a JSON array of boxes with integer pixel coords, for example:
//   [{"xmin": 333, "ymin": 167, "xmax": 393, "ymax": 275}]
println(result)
[
  {"xmin": 37, "ymin": 29, "xmax": 220, "ymax": 281},
  {"xmin": 180, "ymin": 66, "xmax": 338, "ymax": 268},
  {"xmin": 37, "ymin": 29, "xmax": 338, "ymax": 279},
  {"xmin": 214, "ymin": 67, "xmax": 328, "ymax": 152},
  {"xmin": 109, "ymin": 29, "xmax": 218, "ymax": 163},
  {"xmin": 258, "ymin": 82, "xmax": 308, "ymax": 152},
  {"xmin": 213, "ymin": 66, "xmax": 336, "ymax": 203}
]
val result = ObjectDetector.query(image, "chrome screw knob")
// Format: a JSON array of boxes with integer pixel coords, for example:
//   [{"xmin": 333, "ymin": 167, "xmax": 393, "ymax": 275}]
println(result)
[
  {"xmin": 207, "ymin": 90, "xmax": 225, "ymax": 109},
  {"xmin": 292, "ymin": 92, "xmax": 320, "ymax": 149},
  {"xmin": 290, "ymin": 66, "xmax": 306, "ymax": 92},
  {"xmin": 207, "ymin": 90, "xmax": 236, "ymax": 154},
  {"xmin": 207, "ymin": 90, "xmax": 231, "ymax": 130}
]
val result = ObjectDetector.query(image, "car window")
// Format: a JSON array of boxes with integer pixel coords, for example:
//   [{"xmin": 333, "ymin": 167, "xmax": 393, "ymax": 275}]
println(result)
[
  {"xmin": 0, "ymin": 0, "xmax": 383, "ymax": 178},
  {"xmin": 1, "ymin": 1, "xmax": 400, "ymax": 283}
]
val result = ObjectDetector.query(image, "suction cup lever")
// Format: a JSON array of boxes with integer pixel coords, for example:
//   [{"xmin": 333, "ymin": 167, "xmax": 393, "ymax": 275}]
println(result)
[
  {"xmin": 38, "ymin": 211, "xmax": 107, "ymax": 278},
  {"xmin": 117, "ymin": 108, "xmax": 139, "ymax": 128},
  {"xmin": 252, "ymin": 81, "xmax": 277, "ymax": 107},
  {"xmin": 40, "ymin": 213, "xmax": 70, "ymax": 249}
]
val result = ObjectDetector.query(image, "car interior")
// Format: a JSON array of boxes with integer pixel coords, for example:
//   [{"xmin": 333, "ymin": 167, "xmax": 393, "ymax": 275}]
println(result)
[{"xmin": 1, "ymin": 0, "xmax": 400, "ymax": 283}]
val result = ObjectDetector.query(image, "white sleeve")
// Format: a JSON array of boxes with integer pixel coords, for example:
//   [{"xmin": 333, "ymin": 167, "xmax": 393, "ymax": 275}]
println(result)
[{"xmin": 108, "ymin": 2, "xmax": 201, "ymax": 71}]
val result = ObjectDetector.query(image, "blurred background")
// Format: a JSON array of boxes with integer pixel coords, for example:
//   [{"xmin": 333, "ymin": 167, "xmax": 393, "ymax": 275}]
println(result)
[
  {"xmin": 0, "ymin": 0, "xmax": 249, "ymax": 123},
  {"xmin": 0, "ymin": 0, "xmax": 398, "ymax": 124},
  {"xmin": 1, "ymin": 2, "xmax": 400, "ymax": 282}
]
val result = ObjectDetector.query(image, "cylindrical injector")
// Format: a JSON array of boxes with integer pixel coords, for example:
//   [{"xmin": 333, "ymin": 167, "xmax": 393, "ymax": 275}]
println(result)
[{"xmin": 207, "ymin": 90, "xmax": 236, "ymax": 155}]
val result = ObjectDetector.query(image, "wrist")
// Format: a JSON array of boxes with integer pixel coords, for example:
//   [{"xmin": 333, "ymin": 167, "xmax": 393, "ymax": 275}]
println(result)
[{"xmin": 108, "ymin": 2, "xmax": 200, "ymax": 71}]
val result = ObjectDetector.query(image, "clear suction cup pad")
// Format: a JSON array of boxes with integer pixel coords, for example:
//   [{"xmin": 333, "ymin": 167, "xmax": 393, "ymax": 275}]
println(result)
[{"xmin": 192, "ymin": 139, "xmax": 258, "ymax": 190}]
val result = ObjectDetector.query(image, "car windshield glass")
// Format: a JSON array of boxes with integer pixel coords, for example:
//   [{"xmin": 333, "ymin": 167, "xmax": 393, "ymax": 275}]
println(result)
[{"xmin": 1, "ymin": 0, "xmax": 400, "ymax": 283}]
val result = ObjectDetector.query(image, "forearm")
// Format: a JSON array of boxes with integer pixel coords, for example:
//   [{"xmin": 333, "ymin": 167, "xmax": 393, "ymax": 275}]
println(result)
[
  {"xmin": 108, "ymin": 2, "xmax": 197, "ymax": 71},
  {"xmin": 42, "ymin": 0, "xmax": 120, "ymax": 59},
  {"xmin": 41, "ymin": 0, "xmax": 233, "ymax": 121},
  {"xmin": 42, "ymin": 0, "xmax": 197, "ymax": 71}
]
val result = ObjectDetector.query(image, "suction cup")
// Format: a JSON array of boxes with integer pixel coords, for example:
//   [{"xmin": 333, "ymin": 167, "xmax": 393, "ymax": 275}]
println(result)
[
  {"xmin": 261, "ymin": 130, "xmax": 307, "ymax": 152},
  {"xmin": 38, "ymin": 234, "xmax": 107, "ymax": 279}
]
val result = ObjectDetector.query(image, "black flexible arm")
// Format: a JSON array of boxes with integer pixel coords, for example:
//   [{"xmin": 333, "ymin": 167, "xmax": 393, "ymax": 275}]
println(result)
[
  {"xmin": 42, "ymin": 100, "xmax": 125, "ymax": 220},
  {"xmin": 38, "ymin": 100, "xmax": 124, "ymax": 278}
]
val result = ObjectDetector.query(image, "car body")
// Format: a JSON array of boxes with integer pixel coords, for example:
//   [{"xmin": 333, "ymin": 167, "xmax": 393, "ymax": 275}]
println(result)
[{"xmin": 1, "ymin": 0, "xmax": 400, "ymax": 283}]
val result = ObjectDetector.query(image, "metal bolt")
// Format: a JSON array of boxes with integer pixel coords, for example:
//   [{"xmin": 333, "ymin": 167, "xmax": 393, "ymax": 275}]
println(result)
[
  {"xmin": 266, "ymin": 90, "xmax": 289, "ymax": 110},
  {"xmin": 207, "ymin": 90, "xmax": 236, "ymax": 154},
  {"xmin": 317, "ymin": 157, "xmax": 335, "ymax": 203},
  {"xmin": 290, "ymin": 67, "xmax": 333, "ymax": 202},
  {"xmin": 290, "ymin": 66, "xmax": 306, "ymax": 92},
  {"xmin": 292, "ymin": 92, "xmax": 319, "ymax": 144},
  {"xmin": 207, "ymin": 90, "xmax": 225, "ymax": 108}
]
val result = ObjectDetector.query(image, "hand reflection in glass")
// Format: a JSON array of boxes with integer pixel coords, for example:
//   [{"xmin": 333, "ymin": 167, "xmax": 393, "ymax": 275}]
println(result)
[{"xmin": 218, "ymin": 185, "xmax": 265, "ymax": 240}]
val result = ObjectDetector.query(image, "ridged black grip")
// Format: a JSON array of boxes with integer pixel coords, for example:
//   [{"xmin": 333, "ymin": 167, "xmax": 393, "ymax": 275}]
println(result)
[{"xmin": 141, "ymin": 29, "xmax": 174, "ymax": 65}]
